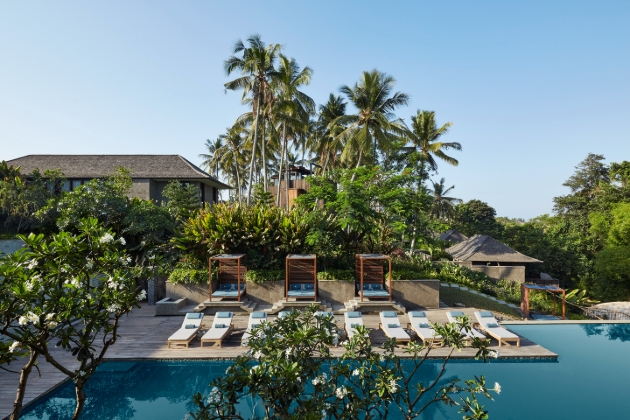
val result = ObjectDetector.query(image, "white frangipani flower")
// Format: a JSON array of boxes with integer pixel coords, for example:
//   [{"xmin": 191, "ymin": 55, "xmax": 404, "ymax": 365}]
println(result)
[
  {"xmin": 99, "ymin": 233, "xmax": 114, "ymax": 244},
  {"xmin": 494, "ymin": 382, "xmax": 501, "ymax": 394},
  {"xmin": 27, "ymin": 259, "xmax": 38, "ymax": 270},
  {"xmin": 9, "ymin": 341, "xmax": 22, "ymax": 353},
  {"xmin": 119, "ymin": 237, "xmax": 126, "ymax": 245},
  {"xmin": 352, "ymin": 369, "xmax": 360, "ymax": 377},
  {"xmin": 335, "ymin": 386, "xmax": 348, "ymax": 399}
]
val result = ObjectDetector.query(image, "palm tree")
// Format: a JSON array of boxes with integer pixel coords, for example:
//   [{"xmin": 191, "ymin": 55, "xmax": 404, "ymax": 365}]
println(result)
[
  {"xmin": 217, "ymin": 124, "xmax": 250, "ymax": 203},
  {"xmin": 430, "ymin": 178, "xmax": 462, "ymax": 219},
  {"xmin": 314, "ymin": 94, "xmax": 347, "ymax": 174},
  {"xmin": 224, "ymin": 34, "xmax": 281, "ymax": 204},
  {"xmin": 332, "ymin": 70, "xmax": 409, "ymax": 176},
  {"xmin": 404, "ymin": 110, "xmax": 461, "ymax": 174},
  {"xmin": 198, "ymin": 138, "xmax": 224, "ymax": 178},
  {"xmin": 271, "ymin": 54, "xmax": 314, "ymax": 207}
]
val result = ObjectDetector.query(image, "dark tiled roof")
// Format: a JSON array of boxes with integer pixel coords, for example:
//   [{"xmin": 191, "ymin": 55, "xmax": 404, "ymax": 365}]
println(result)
[
  {"xmin": 446, "ymin": 234, "xmax": 542, "ymax": 263},
  {"xmin": 6, "ymin": 155, "xmax": 230, "ymax": 188},
  {"xmin": 439, "ymin": 229, "xmax": 468, "ymax": 243}
]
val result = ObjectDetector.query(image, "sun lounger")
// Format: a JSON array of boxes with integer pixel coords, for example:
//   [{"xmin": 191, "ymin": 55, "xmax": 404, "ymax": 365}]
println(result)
[
  {"xmin": 200, "ymin": 312, "xmax": 233, "ymax": 348},
  {"xmin": 278, "ymin": 311, "xmax": 290, "ymax": 319},
  {"xmin": 407, "ymin": 311, "xmax": 443, "ymax": 347},
  {"xmin": 446, "ymin": 311, "xmax": 487, "ymax": 341},
  {"xmin": 379, "ymin": 311, "xmax": 410, "ymax": 344},
  {"xmin": 474, "ymin": 311, "xmax": 521, "ymax": 347},
  {"xmin": 344, "ymin": 311, "xmax": 365, "ymax": 340},
  {"xmin": 241, "ymin": 311, "xmax": 268, "ymax": 346},
  {"xmin": 167, "ymin": 313, "xmax": 204, "ymax": 348}
]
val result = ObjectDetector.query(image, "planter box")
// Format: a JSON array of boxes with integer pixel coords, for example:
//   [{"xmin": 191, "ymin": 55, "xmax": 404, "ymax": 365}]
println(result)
[
  {"xmin": 166, "ymin": 281, "xmax": 215, "ymax": 305},
  {"xmin": 318, "ymin": 280, "xmax": 355, "ymax": 305},
  {"xmin": 392, "ymin": 279, "xmax": 440, "ymax": 309},
  {"xmin": 156, "ymin": 297, "xmax": 186, "ymax": 316}
]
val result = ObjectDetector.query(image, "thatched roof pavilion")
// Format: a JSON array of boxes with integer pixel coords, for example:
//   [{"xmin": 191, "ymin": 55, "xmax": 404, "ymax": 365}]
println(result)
[
  {"xmin": 439, "ymin": 229, "xmax": 468, "ymax": 244},
  {"xmin": 446, "ymin": 234, "xmax": 542, "ymax": 265}
]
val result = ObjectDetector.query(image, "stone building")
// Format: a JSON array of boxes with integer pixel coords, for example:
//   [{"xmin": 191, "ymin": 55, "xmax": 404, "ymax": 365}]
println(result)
[{"xmin": 6, "ymin": 154, "xmax": 231, "ymax": 204}]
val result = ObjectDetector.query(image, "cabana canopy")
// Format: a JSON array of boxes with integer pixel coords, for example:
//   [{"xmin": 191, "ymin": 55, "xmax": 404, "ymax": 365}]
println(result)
[
  {"xmin": 286, "ymin": 254, "xmax": 317, "ymax": 301},
  {"xmin": 208, "ymin": 254, "xmax": 247, "ymax": 302},
  {"xmin": 446, "ymin": 234, "xmax": 542, "ymax": 264},
  {"xmin": 521, "ymin": 283, "xmax": 565, "ymax": 320},
  {"xmin": 355, "ymin": 254, "xmax": 393, "ymax": 302}
]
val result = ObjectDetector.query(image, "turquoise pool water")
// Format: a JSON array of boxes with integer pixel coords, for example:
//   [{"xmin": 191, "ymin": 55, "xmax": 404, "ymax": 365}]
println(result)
[{"xmin": 20, "ymin": 323, "xmax": 630, "ymax": 419}]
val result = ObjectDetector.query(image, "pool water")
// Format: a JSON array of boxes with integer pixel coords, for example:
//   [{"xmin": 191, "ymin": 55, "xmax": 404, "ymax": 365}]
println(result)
[{"xmin": 20, "ymin": 324, "xmax": 630, "ymax": 419}]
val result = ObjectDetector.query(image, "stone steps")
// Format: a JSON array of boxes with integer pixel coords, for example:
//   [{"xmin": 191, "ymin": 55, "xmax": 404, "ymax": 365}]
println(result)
[
  {"xmin": 264, "ymin": 298, "xmax": 333, "ymax": 314},
  {"xmin": 343, "ymin": 299, "xmax": 406, "ymax": 314},
  {"xmin": 193, "ymin": 297, "xmax": 258, "ymax": 314}
]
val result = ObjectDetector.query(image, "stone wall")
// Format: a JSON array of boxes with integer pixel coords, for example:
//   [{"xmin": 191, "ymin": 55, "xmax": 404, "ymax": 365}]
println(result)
[
  {"xmin": 456, "ymin": 262, "xmax": 526, "ymax": 283},
  {"xmin": 0, "ymin": 239, "xmax": 26, "ymax": 256},
  {"xmin": 129, "ymin": 178, "xmax": 151, "ymax": 201},
  {"xmin": 246, "ymin": 281, "xmax": 285, "ymax": 305},
  {"xmin": 391, "ymin": 279, "xmax": 440, "ymax": 309},
  {"xmin": 318, "ymin": 280, "xmax": 355, "ymax": 305},
  {"xmin": 166, "ymin": 281, "xmax": 215, "ymax": 305}
]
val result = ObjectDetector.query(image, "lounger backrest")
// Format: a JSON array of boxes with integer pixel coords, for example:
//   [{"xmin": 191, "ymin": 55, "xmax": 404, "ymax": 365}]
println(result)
[
  {"xmin": 381, "ymin": 311, "xmax": 400, "ymax": 326},
  {"xmin": 213, "ymin": 312, "xmax": 233, "ymax": 327},
  {"xmin": 475, "ymin": 311, "xmax": 498, "ymax": 326},
  {"xmin": 182, "ymin": 313, "xmax": 204, "ymax": 328}
]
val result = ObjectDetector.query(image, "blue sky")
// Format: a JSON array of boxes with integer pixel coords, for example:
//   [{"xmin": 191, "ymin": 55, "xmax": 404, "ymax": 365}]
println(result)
[{"xmin": 1, "ymin": 1, "xmax": 629, "ymax": 219}]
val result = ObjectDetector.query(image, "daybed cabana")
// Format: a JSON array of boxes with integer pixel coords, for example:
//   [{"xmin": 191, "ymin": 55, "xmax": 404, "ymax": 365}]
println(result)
[
  {"xmin": 209, "ymin": 254, "xmax": 247, "ymax": 302},
  {"xmin": 286, "ymin": 254, "xmax": 317, "ymax": 301},
  {"xmin": 355, "ymin": 254, "xmax": 393, "ymax": 302}
]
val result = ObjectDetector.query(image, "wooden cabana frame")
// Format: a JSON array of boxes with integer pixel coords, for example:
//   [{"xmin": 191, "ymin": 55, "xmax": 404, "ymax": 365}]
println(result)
[
  {"xmin": 286, "ymin": 254, "xmax": 317, "ymax": 302},
  {"xmin": 521, "ymin": 283, "xmax": 566, "ymax": 320},
  {"xmin": 208, "ymin": 254, "xmax": 247, "ymax": 302},
  {"xmin": 355, "ymin": 254, "xmax": 393, "ymax": 302}
]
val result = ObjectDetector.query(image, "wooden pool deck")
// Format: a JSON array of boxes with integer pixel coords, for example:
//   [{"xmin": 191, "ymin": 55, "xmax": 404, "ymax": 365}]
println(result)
[{"xmin": 0, "ymin": 303, "xmax": 556, "ymax": 419}]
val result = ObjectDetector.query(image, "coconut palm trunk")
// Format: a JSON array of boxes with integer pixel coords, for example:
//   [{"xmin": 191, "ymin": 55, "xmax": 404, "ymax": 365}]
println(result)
[
  {"xmin": 276, "ymin": 122, "xmax": 287, "ymax": 206},
  {"xmin": 246, "ymin": 94, "xmax": 261, "ymax": 204},
  {"xmin": 262, "ymin": 119, "xmax": 268, "ymax": 191}
]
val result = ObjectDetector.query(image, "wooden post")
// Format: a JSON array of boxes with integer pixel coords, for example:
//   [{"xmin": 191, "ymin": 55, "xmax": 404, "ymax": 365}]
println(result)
[
  {"xmin": 313, "ymin": 255, "xmax": 317, "ymax": 302},
  {"xmin": 208, "ymin": 258, "xmax": 213, "ymax": 302},
  {"xmin": 285, "ymin": 256, "xmax": 289, "ymax": 302},
  {"xmin": 237, "ymin": 258, "xmax": 241, "ymax": 303},
  {"xmin": 553, "ymin": 293, "xmax": 557, "ymax": 317},
  {"xmin": 388, "ymin": 257, "xmax": 392, "ymax": 302},
  {"xmin": 360, "ymin": 257, "xmax": 364, "ymax": 302},
  {"xmin": 562, "ymin": 290, "xmax": 566, "ymax": 320}
]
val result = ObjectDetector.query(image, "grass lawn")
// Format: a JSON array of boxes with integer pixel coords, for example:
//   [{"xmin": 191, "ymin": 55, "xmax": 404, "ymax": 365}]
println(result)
[{"xmin": 440, "ymin": 286, "xmax": 521, "ymax": 319}]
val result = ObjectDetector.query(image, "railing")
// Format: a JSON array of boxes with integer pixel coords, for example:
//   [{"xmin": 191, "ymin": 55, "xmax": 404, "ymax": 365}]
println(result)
[
  {"xmin": 582, "ymin": 307, "xmax": 630, "ymax": 321},
  {"xmin": 527, "ymin": 278, "xmax": 560, "ymax": 287}
]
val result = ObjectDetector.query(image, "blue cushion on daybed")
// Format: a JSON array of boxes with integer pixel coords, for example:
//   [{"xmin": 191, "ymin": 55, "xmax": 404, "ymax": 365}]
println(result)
[
  {"xmin": 219, "ymin": 284, "xmax": 231, "ymax": 290},
  {"xmin": 361, "ymin": 289, "xmax": 389, "ymax": 297},
  {"xmin": 290, "ymin": 283, "xmax": 302, "ymax": 291},
  {"xmin": 372, "ymin": 284, "xmax": 382, "ymax": 290}
]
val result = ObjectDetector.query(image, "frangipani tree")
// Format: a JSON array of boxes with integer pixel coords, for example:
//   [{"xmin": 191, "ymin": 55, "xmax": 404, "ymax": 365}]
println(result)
[
  {"xmin": 0, "ymin": 217, "xmax": 145, "ymax": 420},
  {"xmin": 189, "ymin": 306, "xmax": 500, "ymax": 419}
]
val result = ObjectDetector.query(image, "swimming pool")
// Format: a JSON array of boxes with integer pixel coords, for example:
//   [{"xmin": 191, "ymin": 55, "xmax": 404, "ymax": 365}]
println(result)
[{"xmin": 19, "ymin": 323, "xmax": 630, "ymax": 419}]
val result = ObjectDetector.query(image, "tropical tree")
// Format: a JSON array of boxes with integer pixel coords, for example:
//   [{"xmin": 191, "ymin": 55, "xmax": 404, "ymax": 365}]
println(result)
[
  {"xmin": 314, "ymin": 94, "xmax": 347, "ymax": 174},
  {"xmin": 332, "ymin": 70, "xmax": 409, "ymax": 175},
  {"xmin": 216, "ymin": 124, "xmax": 249, "ymax": 203},
  {"xmin": 401, "ymin": 110, "xmax": 460, "ymax": 176},
  {"xmin": 224, "ymin": 34, "xmax": 281, "ymax": 203},
  {"xmin": 271, "ymin": 54, "xmax": 314, "ymax": 207},
  {"xmin": 430, "ymin": 178, "xmax": 462, "ymax": 219},
  {"xmin": 198, "ymin": 138, "xmax": 224, "ymax": 178}
]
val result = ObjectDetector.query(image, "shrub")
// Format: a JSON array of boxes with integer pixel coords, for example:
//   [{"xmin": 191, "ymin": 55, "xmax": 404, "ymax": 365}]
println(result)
[
  {"xmin": 317, "ymin": 269, "xmax": 354, "ymax": 281},
  {"xmin": 245, "ymin": 269, "xmax": 285, "ymax": 284},
  {"xmin": 168, "ymin": 261, "xmax": 210, "ymax": 285}
]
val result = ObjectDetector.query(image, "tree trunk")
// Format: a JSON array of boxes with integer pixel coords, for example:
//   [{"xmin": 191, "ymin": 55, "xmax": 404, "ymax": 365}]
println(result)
[
  {"xmin": 350, "ymin": 149, "xmax": 363, "ymax": 182},
  {"xmin": 262, "ymin": 119, "xmax": 268, "ymax": 192},
  {"xmin": 276, "ymin": 122, "xmax": 287, "ymax": 207},
  {"xmin": 246, "ymin": 95, "xmax": 262, "ymax": 205},
  {"xmin": 72, "ymin": 382, "xmax": 86, "ymax": 420},
  {"xmin": 285, "ymin": 135, "xmax": 290, "ymax": 210},
  {"xmin": 235, "ymin": 159, "xmax": 242, "ymax": 204},
  {"xmin": 409, "ymin": 217, "xmax": 418, "ymax": 253},
  {"xmin": 10, "ymin": 350, "xmax": 39, "ymax": 420}
]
